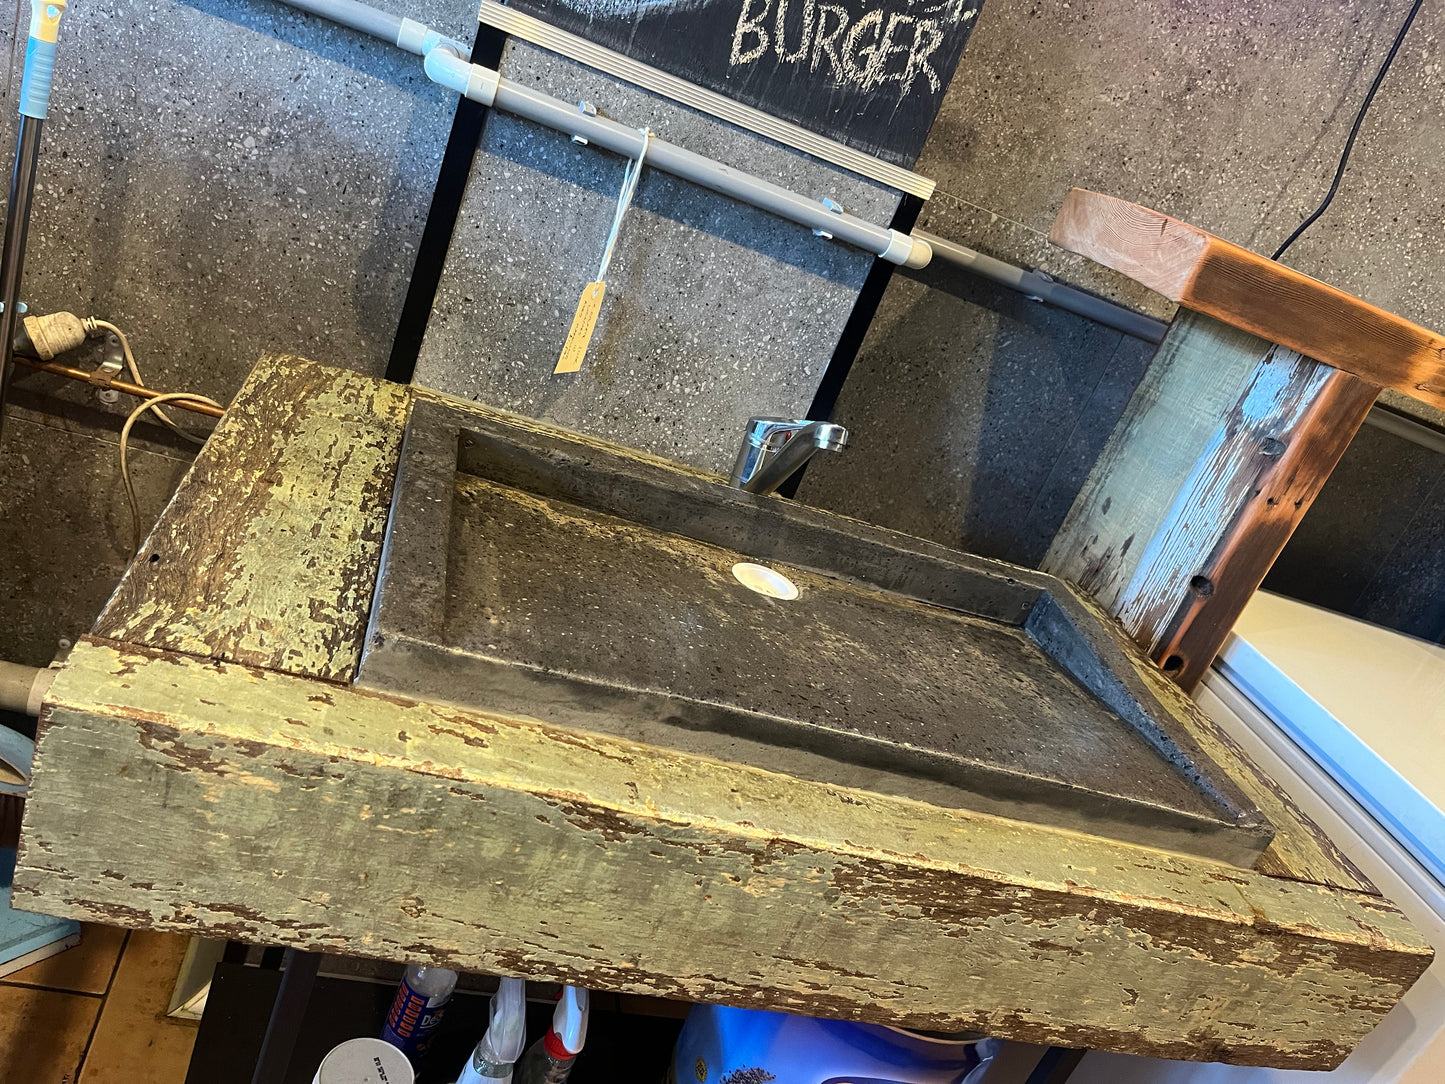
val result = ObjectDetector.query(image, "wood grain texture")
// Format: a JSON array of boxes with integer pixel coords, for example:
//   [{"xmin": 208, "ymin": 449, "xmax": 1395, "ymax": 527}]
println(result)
[
  {"xmin": 1152, "ymin": 369, "xmax": 1378, "ymax": 689},
  {"xmin": 1045, "ymin": 313, "xmax": 1379, "ymax": 892},
  {"xmin": 1050, "ymin": 188, "xmax": 1445, "ymax": 410},
  {"xmin": 16, "ymin": 640, "xmax": 1432, "ymax": 1069},
  {"xmin": 1045, "ymin": 312, "xmax": 1275, "ymax": 613},
  {"xmin": 1043, "ymin": 311, "xmax": 1372, "ymax": 671},
  {"xmin": 92, "ymin": 355, "xmax": 409, "ymax": 683}
]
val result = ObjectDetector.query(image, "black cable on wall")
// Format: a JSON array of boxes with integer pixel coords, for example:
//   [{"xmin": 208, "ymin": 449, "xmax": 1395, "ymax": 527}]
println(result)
[{"xmin": 1272, "ymin": 0, "xmax": 1425, "ymax": 260}]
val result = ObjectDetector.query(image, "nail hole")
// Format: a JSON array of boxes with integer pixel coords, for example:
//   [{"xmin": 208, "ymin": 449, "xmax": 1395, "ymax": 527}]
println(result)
[
  {"xmin": 1260, "ymin": 437, "xmax": 1286, "ymax": 457},
  {"xmin": 148, "ymin": 553, "xmax": 161, "ymax": 563},
  {"xmin": 1188, "ymin": 575, "xmax": 1214, "ymax": 597},
  {"xmin": 1162, "ymin": 655, "xmax": 1185, "ymax": 673}
]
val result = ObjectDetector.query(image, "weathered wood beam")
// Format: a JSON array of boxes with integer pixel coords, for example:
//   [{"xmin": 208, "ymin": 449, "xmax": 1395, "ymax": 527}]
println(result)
[
  {"xmin": 16, "ymin": 640, "xmax": 1432, "ymax": 1069},
  {"xmin": 1046, "ymin": 191, "xmax": 1392, "ymax": 690},
  {"xmin": 1050, "ymin": 188, "xmax": 1445, "ymax": 410},
  {"xmin": 92, "ymin": 354, "xmax": 410, "ymax": 683},
  {"xmin": 1045, "ymin": 311, "xmax": 1377, "ymax": 690},
  {"xmin": 90, "ymin": 357, "xmax": 1378, "ymax": 894}
]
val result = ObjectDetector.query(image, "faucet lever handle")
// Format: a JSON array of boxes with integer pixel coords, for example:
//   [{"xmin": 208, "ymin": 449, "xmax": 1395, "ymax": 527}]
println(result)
[{"xmin": 730, "ymin": 416, "xmax": 848, "ymax": 493}]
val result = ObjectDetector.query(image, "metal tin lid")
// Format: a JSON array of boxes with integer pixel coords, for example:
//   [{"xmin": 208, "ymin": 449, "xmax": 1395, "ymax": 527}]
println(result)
[{"xmin": 313, "ymin": 1038, "xmax": 415, "ymax": 1084}]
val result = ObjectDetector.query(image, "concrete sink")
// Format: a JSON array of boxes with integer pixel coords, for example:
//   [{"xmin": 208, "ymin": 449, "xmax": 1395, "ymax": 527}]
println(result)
[{"xmin": 358, "ymin": 395, "xmax": 1274, "ymax": 866}]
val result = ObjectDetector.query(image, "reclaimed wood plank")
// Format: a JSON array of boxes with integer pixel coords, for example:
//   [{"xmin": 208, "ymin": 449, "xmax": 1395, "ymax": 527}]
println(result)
[
  {"xmin": 15, "ymin": 640, "xmax": 1432, "ymax": 1069},
  {"xmin": 92, "ymin": 355, "xmax": 410, "ymax": 683},
  {"xmin": 1044, "ymin": 313, "xmax": 1380, "ymax": 891},
  {"xmin": 1044, "ymin": 313, "xmax": 1377, "ymax": 687},
  {"xmin": 1050, "ymin": 188, "xmax": 1445, "ymax": 410},
  {"xmin": 1148, "ymin": 369, "xmax": 1378, "ymax": 689}
]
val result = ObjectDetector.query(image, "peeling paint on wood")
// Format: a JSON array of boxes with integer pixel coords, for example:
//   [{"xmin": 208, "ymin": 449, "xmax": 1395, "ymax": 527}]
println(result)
[
  {"xmin": 1044, "ymin": 314, "xmax": 1379, "ymax": 892},
  {"xmin": 92, "ymin": 355, "xmax": 410, "ymax": 682},
  {"xmin": 1043, "ymin": 307, "xmax": 1379, "ymax": 680},
  {"xmin": 1046, "ymin": 311, "xmax": 1276, "ymax": 614},
  {"xmin": 51, "ymin": 357, "xmax": 1426, "ymax": 1068},
  {"xmin": 1050, "ymin": 189, "xmax": 1445, "ymax": 411},
  {"xmin": 15, "ymin": 641, "xmax": 1433, "ymax": 1069}
]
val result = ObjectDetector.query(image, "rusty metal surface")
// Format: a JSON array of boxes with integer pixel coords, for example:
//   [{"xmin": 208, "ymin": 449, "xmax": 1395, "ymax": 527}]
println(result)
[{"xmin": 358, "ymin": 395, "xmax": 1274, "ymax": 865}]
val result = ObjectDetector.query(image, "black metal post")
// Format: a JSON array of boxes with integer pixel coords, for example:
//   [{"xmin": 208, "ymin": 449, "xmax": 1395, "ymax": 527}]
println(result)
[
  {"xmin": 250, "ymin": 947, "xmax": 322, "ymax": 1084},
  {"xmin": 1025, "ymin": 1046, "xmax": 1088, "ymax": 1084},
  {"xmin": 0, "ymin": 114, "xmax": 43, "ymax": 444}
]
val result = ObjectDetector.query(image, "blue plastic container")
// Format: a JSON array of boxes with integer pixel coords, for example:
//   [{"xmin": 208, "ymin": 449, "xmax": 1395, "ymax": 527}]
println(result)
[{"xmin": 671, "ymin": 1005, "xmax": 979, "ymax": 1084}]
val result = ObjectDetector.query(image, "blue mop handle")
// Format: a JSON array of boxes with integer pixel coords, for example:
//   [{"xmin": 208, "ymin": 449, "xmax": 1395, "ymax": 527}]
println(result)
[{"xmin": 19, "ymin": 0, "xmax": 67, "ymax": 119}]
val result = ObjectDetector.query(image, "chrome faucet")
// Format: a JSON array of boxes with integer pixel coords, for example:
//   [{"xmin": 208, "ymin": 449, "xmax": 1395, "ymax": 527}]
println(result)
[{"xmin": 729, "ymin": 417, "xmax": 848, "ymax": 495}]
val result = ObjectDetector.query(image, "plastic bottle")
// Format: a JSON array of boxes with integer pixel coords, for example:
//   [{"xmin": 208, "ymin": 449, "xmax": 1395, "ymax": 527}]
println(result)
[
  {"xmin": 515, "ymin": 986, "xmax": 588, "ymax": 1084},
  {"xmin": 381, "ymin": 964, "xmax": 458, "ymax": 1063},
  {"xmin": 456, "ymin": 976, "xmax": 527, "ymax": 1084}
]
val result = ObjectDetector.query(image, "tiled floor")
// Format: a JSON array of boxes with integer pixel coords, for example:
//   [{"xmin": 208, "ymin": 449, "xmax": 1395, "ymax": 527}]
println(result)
[{"xmin": 0, "ymin": 924, "xmax": 197, "ymax": 1083}]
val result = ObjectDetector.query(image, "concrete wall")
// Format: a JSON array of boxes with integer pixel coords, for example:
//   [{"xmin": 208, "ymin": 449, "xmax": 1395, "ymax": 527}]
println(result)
[
  {"xmin": 0, "ymin": 0, "xmax": 476, "ymax": 663},
  {"xmin": 0, "ymin": 2, "xmax": 898, "ymax": 662},
  {"xmin": 804, "ymin": 0, "xmax": 1445, "ymax": 604},
  {"xmin": 5, "ymin": 0, "xmax": 1444, "ymax": 662},
  {"xmin": 414, "ymin": 40, "xmax": 898, "ymax": 473}
]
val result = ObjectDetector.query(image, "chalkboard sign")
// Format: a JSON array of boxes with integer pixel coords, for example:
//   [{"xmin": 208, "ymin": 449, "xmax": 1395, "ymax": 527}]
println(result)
[{"xmin": 505, "ymin": 0, "xmax": 985, "ymax": 168}]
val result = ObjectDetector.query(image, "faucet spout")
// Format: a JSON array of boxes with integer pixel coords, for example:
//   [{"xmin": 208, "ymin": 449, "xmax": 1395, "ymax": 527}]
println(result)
[{"xmin": 729, "ymin": 417, "xmax": 848, "ymax": 495}]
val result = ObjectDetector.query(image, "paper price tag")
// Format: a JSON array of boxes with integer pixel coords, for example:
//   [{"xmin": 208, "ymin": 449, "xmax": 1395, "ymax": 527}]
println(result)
[{"xmin": 554, "ymin": 281, "xmax": 607, "ymax": 374}]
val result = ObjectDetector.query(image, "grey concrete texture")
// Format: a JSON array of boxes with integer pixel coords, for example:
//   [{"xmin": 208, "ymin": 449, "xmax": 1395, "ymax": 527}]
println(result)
[
  {"xmin": 3, "ymin": 0, "xmax": 477, "ymax": 411},
  {"xmin": 0, "ymin": 0, "xmax": 473, "ymax": 663},
  {"xmin": 917, "ymin": 0, "xmax": 1445, "ymax": 335},
  {"xmin": 798, "ymin": 194, "xmax": 1156, "ymax": 567},
  {"xmin": 415, "ymin": 40, "xmax": 900, "ymax": 474},
  {"xmin": 805, "ymin": 0, "xmax": 1445, "ymax": 573},
  {"xmin": 0, "ymin": 408, "xmax": 194, "ymax": 666},
  {"xmin": 1265, "ymin": 421, "xmax": 1445, "ymax": 643}
]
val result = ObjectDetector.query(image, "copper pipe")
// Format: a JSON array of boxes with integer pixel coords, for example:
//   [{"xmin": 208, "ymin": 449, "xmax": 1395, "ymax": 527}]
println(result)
[{"xmin": 13, "ymin": 355, "xmax": 226, "ymax": 418}]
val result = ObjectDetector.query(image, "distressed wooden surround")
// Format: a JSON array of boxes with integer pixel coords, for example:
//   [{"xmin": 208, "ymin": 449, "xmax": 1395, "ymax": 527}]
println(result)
[
  {"xmin": 15, "ymin": 355, "xmax": 1434, "ymax": 1069},
  {"xmin": 1043, "ymin": 190, "xmax": 1445, "ymax": 690}
]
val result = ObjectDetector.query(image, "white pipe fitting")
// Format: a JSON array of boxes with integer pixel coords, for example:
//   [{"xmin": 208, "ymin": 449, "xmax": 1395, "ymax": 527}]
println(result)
[
  {"xmin": 396, "ymin": 17, "xmax": 469, "ymax": 60},
  {"xmin": 0, "ymin": 660, "xmax": 56, "ymax": 716},
  {"xmin": 424, "ymin": 48, "xmax": 498, "ymax": 106},
  {"xmin": 886, "ymin": 231, "xmax": 932, "ymax": 269}
]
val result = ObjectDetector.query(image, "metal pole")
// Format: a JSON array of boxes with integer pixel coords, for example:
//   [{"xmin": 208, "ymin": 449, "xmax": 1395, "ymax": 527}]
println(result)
[
  {"xmin": 3, "ymin": 0, "xmax": 70, "ymax": 443},
  {"xmin": 914, "ymin": 229, "xmax": 1169, "ymax": 345},
  {"xmin": 0, "ymin": 116, "xmax": 43, "ymax": 445},
  {"xmin": 250, "ymin": 947, "xmax": 322, "ymax": 1084}
]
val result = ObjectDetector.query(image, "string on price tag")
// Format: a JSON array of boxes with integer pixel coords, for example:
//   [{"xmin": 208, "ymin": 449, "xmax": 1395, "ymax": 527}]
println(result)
[{"xmin": 555, "ymin": 128, "xmax": 651, "ymax": 375}]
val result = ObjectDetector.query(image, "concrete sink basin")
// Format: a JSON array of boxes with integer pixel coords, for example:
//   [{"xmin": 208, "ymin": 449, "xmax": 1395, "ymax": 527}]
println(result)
[{"xmin": 358, "ymin": 395, "xmax": 1273, "ymax": 866}]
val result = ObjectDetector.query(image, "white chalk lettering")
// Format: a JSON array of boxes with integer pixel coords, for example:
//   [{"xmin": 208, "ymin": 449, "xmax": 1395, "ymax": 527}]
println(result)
[
  {"xmin": 841, "ymin": 9, "xmax": 882, "ymax": 86},
  {"xmin": 730, "ymin": 0, "xmax": 771, "ymax": 65},
  {"xmin": 732, "ymin": 0, "xmax": 949, "ymax": 97},
  {"xmin": 903, "ymin": 17, "xmax": 943, "ymax": 93},
  {"xmin": 810, "ymin": 3, "xmax": 848, "ymax": 77},
  {"xmin": 773, "ymin": 0, "xmax": 816, "ymax": 63},
  {"xmin": 863, "ymin": 13, "xmax": 914, "ymax": 90}
]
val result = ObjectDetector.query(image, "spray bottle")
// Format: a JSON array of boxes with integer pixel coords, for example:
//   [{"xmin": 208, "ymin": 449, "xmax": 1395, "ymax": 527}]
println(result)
[
  {"xmin": 456, "ymin": 977, "xmax": 527, "ymax": 1084},
  {"xmin": 515, "ymin": 986, "xmax": 588, "ymax": 1084}
]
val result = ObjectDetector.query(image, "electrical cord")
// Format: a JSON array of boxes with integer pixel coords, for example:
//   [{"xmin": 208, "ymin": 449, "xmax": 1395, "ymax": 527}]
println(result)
[
  {"xmin": 88, "ymin": 319, "xmax": 206, "ymax": 444},
  {"xmin": 120, "ymin": 391, "xmax": 224, "ymax": 555},
  {"xmin": 1272, "ymin": 0, "xmax": 1426, "ymax": 260}
]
